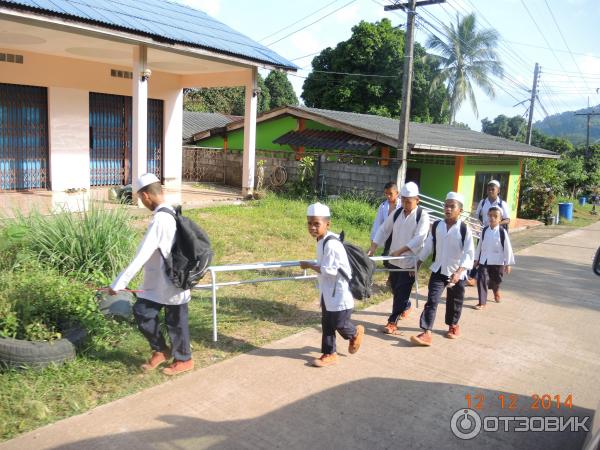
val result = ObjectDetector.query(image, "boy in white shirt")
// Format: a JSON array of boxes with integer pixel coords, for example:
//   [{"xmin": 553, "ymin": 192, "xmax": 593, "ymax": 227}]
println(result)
[
  {"xmin": 474, "ymin": 207, "xmax": 515, "ymax": 309},
  {"xmin": 411, "ymin": 192, "xmax": 474, "ymax": 346},
  {"xmin": 367, "ymin": 182, "xmax": 430, "ymax": 334},
  {"xmin": 370, "ymin": 182, "xmax": 401, "ymax": 246},
  {"xmin": 108, "ymin": 173, "xmax": 193, "ymax": 376},
  {"xmin": 300, "ymin": 202, "xmax": 365, "ymax": 367}
]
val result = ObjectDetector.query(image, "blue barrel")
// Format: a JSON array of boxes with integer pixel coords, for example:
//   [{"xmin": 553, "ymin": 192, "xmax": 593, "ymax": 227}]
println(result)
[
  {"xmin": 579, "ymin": 196, "xmax": 587, "ymax": 206},
  {"xmin": 558, "ymin": 202, "xmax": 574, "ymax": 221}
]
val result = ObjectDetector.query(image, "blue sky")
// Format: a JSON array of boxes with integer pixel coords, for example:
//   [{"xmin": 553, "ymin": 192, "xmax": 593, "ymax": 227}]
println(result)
[{"xmin": 178, "ymin": 0, "xmax": 600, "ymax": 131}]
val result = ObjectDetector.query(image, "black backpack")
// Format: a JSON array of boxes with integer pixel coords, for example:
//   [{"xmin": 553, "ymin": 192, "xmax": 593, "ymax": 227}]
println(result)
[
  {"xmin": 478, "ymin": 225, "xmax": 506, "ymax": 259},
  {"xmin": 158, "ymin": 206, "xmax": 213, "ymax": 289},
  {"xmin": 382, "ymin": 206, "xmax": 423, "ymax": 268},
  {"xmin": 431, "ymin": 220, "xmax": 467, "ymax": 263},
  {"xmin": 323, "ymin": 231, "xmax": 375, "ymax": 300},
  {"xmin": 478, "ymin": 198, "xmax": 509, "ymax": 232}
]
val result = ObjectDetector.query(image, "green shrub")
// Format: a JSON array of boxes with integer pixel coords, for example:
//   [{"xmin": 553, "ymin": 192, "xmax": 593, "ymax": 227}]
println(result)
[
  {"xmin": 329, "ymin": 198, "xmax": 377, "ymax": 231},
  {"xmin": 9, "ymin": 203, "xmax": 137, "ymax": 285},
  {"xmin": 0, "ymin": 268, "xmax": 105, "ymax": 342}
]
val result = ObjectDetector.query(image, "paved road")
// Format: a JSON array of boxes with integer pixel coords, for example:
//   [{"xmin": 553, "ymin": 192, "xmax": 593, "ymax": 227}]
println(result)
[{"xmin": 3, "ymin": 222, "xmax": 599, "ymax": 450}]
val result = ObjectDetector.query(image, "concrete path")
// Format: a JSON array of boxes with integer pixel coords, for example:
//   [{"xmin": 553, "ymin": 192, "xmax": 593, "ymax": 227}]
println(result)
[{"xmin": 3, "ymin": 223, "xmax": 600, "ymax": 450}]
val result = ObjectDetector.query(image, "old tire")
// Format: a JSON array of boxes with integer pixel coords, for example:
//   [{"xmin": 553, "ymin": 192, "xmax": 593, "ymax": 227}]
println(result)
[{"xmin": 0, "ymin": 327, "xmax": 86, "ymax": 370}]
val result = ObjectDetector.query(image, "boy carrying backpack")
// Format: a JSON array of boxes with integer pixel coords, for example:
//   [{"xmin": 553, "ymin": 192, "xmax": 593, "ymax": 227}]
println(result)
[
  {"xmin": 108, "ymin": 173, "xmax": 211, "ymax": 376},
  {"xmin": 300, "ymin": 202, "xmax": 366, "ymax": 368},
  {"xmin": 411, "ymin": 192, "xmax": 474, "ymax": 347}
]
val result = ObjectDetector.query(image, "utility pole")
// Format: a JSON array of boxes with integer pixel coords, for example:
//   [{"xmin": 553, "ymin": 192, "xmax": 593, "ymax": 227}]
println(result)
[
  {"xmin": 575, "ymin": 108, "xmax": 600, "ymax": 158},
  {"xmin": 385, "ymin": 0, "xmax": 445, "ymax": 187},
  {"xmin": 526, "ymin": 62, "xmax": 540, "ymax": 145}
]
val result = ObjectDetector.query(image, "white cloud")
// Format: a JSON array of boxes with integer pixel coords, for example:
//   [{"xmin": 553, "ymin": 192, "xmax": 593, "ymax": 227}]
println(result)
[
  {"xmin": 289, "ymin": 30, "xmax": 326, "ymax": 60},
  {"xmin": 175, "ymin": 0, "xmax": 221, "ymax": 17}
]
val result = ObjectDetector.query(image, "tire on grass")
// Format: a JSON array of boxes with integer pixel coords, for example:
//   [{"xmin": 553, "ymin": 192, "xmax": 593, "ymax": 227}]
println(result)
[{"xmin": 0, "ymin": 327, "xmax": 86, "ymax": 370}]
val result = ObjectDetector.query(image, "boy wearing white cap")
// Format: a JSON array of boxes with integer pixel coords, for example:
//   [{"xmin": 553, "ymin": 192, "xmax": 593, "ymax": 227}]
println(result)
[
  {"xmin": 474, "ymin": 207, "xmax": 515, "ymax": 308},
  {"xmin": 411, "ymin": 192, "xmax": 474, "ymax": 346},
  {"xmin": 300, "ymin": 202, "xmax": 365, "ymax": 367},
  {"xmin": 367, "ymin": 182, "xmax": 429, "ymax": 333},
  {"xmin": 108, "ymin": 173, "xmax": 194, "ymax": 376},
  {"xmin": 467, "ymin": 180, "xmax": 511, "ymax": 286}
]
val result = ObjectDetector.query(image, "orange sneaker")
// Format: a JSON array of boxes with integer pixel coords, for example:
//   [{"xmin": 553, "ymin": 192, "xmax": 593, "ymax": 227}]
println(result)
[
  {"xmin": 141, "ymin": 350, "xmax": 170, "ymax": 372},
  {"xmin": 447, "ymin": 325, "xmax": 460, "ymax": 339},
  {"xmin": 410, "ymin": 332, "xmax": 432, "ymax": 346},
  {"xmin": 312, "ymin": 353, "xmax": 338, "ymax": 367},
  {"xmin": 162, "ymin": 359, "xmax": 194, "ymax": 376},
  {"xmin": 399, "ymin": 306, "xmax": 412, "ymax": 320},
  {"xmin": 349, "ymin": 325, "xmax": 364, "ymax": 354},
  {"xmin": 383, "ymin": 322, "xmax": 398, "ymax": 334}
]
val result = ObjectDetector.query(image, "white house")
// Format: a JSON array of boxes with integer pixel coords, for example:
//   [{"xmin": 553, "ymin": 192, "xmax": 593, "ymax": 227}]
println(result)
[{"xmin": 0, "ymin": 0, "xmax": 296, "ymax": 205}]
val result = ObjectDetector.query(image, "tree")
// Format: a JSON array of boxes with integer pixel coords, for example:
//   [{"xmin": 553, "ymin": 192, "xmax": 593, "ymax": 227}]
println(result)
[
  {"xmin": 265, "ymin": 71, "xmax": 298, "ymax": 108},
  {"xmin": 301, "ymin": 19, "xmax": 449, "ymax": 123},
  {"xmin": 427, "ymin": 13, "xmax": 503, "ymax": 123},
  {"xmin": 183, "ymin": 73, "xmax": 270, "ymax": 115},
  {"xmin": 481, "ymin": 114, "xmax": 526, "ymax": 140}
]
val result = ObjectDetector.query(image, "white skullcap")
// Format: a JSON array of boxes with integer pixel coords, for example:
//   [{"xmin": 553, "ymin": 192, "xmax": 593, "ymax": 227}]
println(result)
[
  {"xmin": 400, "ymin": 181, "xmax": 419, "ymax": 198},
  {"xmin": 307, "ymin": 202, "xmax": 330, "ymax": 217},
  {"xmin": 446, "ymin": 191, "xmax": 465, "ymax": 205},
  {"xmin": 136, "ymin": 173, "xmax": 160, "ymax": 192},
  {"xmin": 487, "ymin": 179, "xmax": 500, "ymax": 188}
]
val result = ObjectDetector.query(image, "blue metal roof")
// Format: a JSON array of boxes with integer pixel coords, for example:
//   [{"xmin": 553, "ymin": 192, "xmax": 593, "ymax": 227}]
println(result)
[{"xmin": 0, "ymin": 0, "xmax": 298, "ymax": 70}]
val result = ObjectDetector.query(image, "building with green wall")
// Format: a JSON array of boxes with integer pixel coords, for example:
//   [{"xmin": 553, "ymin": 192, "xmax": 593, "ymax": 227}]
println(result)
[{"xmin": 189, "ymin": 106, "xmax": 557, "ymax": 220}]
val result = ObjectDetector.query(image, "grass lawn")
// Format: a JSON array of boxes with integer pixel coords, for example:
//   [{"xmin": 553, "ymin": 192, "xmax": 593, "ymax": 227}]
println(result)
[{"xmin": 0, "ymin": 194, "xmax": 393, "ymax": 441}]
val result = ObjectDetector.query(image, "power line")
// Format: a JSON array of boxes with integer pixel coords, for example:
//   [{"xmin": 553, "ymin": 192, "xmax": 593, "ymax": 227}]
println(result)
[
  {"xmin": 543, "ymin": 0, "xmax": 591, "ymax": 92},
  {"xmin": 290, "ymin": 51, "xmax": 322, "ymax": 62},
  {"xmin": 504, "ymin": 40, "xmax": 600, "ymax": 60},
  {"xmin": 264, "ymin": 0, "xmax": 358, "ymax": 47},
  {"xmin": 258, "ymin": 0, "xmax": 340, "ymax": 42}
]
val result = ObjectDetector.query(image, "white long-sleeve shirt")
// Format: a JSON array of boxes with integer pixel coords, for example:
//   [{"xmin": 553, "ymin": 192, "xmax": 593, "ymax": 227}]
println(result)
[
  {"xmin": 317, "ymin": 231, "xmax": 354, "ymax": 312},
  {"xmin": 370, "ymin": 200, "xmax": 401, "ymax": 241},
  {"xmin": 475, "ymin": 225, "xmax": 515, "ymax": 266},
  {"xmin": 418, "ymin": 220, "xmax": 474, "ymax": 279},
  {"xmin": 111, "ymin": 203, "xmax": 191, "ymax": 305},
  {"xmin": 475, "ymin": 197, "xmax": 511, "ymax": 226},
  {"xmin": 373, "ymin": 207, "xmax": 430, "ymax": 268}
]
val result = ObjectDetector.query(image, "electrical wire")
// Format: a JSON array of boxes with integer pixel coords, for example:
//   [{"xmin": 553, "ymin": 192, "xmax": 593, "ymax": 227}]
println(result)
[
  {"xmin": 264, "ymin": 0, "xmax": 358, "ymax": 47},
  {"xmin": 258, "ymin": 0, "xmax": 340, "ymax": 42}
]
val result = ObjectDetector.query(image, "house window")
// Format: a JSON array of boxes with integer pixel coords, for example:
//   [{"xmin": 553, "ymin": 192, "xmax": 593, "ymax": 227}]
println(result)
[{"xmin": 472, "ymin": 172, "xmax": 509, "ymax": 208}]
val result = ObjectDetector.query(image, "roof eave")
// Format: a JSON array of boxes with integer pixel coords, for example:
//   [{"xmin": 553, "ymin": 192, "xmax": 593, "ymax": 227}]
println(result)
[
  {"xmin": 411, "ymin": 144, "xmax": 560, "ymax": 159},
  {"xmin": 0, "ymin": 6, "xmax": 297, "ymax": 72}
]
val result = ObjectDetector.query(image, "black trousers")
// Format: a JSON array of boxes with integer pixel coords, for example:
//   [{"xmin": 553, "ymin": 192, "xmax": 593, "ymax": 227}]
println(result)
[
  {"xmin": 477, "ymin": 264, "xmax": 504, "ymax": 305},
  {"xmin": 419, "ymin": 270, "xmax": 465, "ymax": 331},
  {"xmin": 132, "ymin": 297, "xmax": 191, "ymax": 361},
  {"xmin": 388, "ymin": 270, "xmax": 415, "ymax": 323},
  {"xmin": 321, "ymin": 297, "xmax": 357, "ymax": 354}
]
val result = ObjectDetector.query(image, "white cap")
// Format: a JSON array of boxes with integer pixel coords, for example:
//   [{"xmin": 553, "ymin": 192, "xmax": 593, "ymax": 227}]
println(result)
[
  {"xmin": 400, "ymin": 181, "xmax": 419, "ymax": 198},
  {"xmin": 487, "ymin": 179, "xmax": 500, "ymax": 188},
  {"xmin": 136, "ymin": 173, "xmax": 160, "ymax": 192},
  {"xmin": 307, "ymin": 202, "xmax": 330, "ymax": 217},
  {"xmin": 446, "ymin": 191, "xmax": 465, "ymax": 205}
]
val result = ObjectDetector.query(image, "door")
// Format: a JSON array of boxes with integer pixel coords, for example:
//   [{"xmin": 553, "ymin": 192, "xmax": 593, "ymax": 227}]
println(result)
[
  {"xmin": 0, "ymin": 83, "xmax": 49, "ymax": 190},
  {"xmin": 89, "ymin": 93, "xmax": 163, "ymax": 186}
]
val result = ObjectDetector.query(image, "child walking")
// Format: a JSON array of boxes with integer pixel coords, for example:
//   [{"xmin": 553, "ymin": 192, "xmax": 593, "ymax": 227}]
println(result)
[
  {"xmin": 411, "ymin": 192, "xmax": 474, "ymax": 346},
  {"xmin": 474, "ymin": 207, "xmax": 515, "ymax": 309},
  {"xmin": 300, "ymin": 202, "xmax": 365, "ymax": 367},
  {"xmin": 108, "ymin": 173, "xmax": 193, "ymax": 376}
]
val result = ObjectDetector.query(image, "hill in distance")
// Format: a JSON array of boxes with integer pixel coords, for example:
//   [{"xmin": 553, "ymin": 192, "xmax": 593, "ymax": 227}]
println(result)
[{"xmin": 534, "ymin": 104, "xmax": 600, "ymax": 146}]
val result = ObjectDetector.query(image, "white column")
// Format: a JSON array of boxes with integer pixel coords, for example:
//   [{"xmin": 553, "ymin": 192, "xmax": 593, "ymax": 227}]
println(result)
[
  {"xmin": 163, "ymin": 88, "xmax": 183, "ymax": 189},
  {"xmin": 242, "ymin": 67, "xmax": 258, "ymax": 196},
  {"xmin": 132, "ymin": 45, "xmax": 148, "ymax": 202}
]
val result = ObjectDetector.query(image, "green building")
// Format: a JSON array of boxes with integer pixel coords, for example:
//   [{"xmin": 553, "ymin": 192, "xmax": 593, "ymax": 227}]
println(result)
[{"xmin": 189, "ymin": 106, "xmax": 558, "ymax": 219}]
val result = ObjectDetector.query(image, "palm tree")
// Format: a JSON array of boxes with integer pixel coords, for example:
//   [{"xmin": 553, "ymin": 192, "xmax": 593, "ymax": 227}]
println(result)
[{"xmin": 426, "ymin": 13, "xmax": 503, "ymax": 124}]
